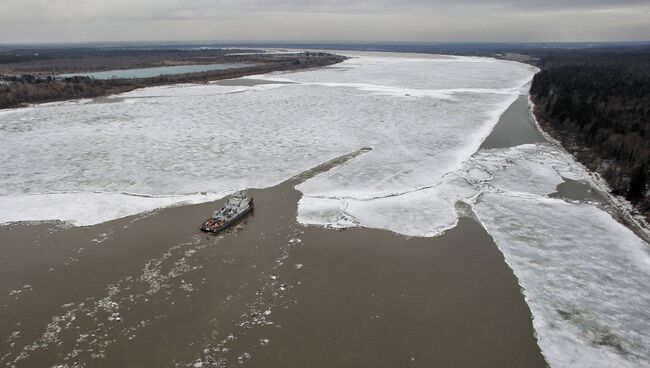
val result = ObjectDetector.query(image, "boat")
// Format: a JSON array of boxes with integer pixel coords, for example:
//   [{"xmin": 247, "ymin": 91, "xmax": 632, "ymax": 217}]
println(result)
[{"xmin": 200, "ymin": 191, "xmax": 254, "ymax": 233}]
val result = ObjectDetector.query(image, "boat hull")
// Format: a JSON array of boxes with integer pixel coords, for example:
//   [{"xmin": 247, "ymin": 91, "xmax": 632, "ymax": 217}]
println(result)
[{"xmin": 200, "ymin": 205, "xmax": 253, "ymax": 234}]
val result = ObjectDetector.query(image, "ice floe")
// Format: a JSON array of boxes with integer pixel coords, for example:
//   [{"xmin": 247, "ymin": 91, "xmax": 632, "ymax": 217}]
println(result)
[
  {"xmin": 454, "ymin": 142, "xmax": 650, "ymax": 367},
  {"xmin": 298, "ymin": 173, "xmax": 476, "ymax": 236},
  {"xmin": 0, "ymin": 192, "xmax": 226, "ymax": 226},
  {"xmin": 475, "ymin": 194, "xmax": 650, "ymax": 367},
  {"xmin": 464, "ymin": 143, "xmax": 581, "ymax": 196}
]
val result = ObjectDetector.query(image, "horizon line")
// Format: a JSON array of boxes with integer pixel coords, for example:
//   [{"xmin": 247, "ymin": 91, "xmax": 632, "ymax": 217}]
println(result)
[{"xmin": 2, "ymin": 40, "xmax": 650, "ymax": 47}]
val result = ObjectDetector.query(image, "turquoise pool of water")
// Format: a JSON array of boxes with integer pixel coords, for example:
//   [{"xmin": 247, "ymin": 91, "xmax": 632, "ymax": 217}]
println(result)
[{"xmin": 59, "ymin": 63, "xmax": 255, "ymax": 79}]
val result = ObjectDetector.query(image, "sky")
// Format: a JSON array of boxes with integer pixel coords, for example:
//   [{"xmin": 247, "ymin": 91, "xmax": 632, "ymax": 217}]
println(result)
[{"xmin": 0, "ymin": 0, "xmax": 649, "ymax": 44}]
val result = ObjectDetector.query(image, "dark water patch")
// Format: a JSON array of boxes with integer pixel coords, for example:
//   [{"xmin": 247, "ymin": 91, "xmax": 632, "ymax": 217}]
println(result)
[
  {"xmin": 550, "ymin": 178, "xmax": 607, "ymax": 203},
  {"xmin": 557, "ymin": 308, "xmax": 581, "ymax": 321},
  {"xmin": 480, "ymin": 95, "xmax": 545, "ymax": 150},
  {"xmin": 212, "ymin": 78, "xmax": 297, "ymax": 87}
]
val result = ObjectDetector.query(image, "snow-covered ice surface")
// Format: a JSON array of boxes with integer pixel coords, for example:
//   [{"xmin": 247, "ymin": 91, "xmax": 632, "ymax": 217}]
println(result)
[
  {"xmin": 460, "ymin": 131, "xmax": 650, "ymax": 367},
  {"xmin": 460, "ymin": 143, "xmax": 650, "ymax": 367},
  {"xmin": 455, "ymin": 134, "xmax": 650, "ymax": 367},
  {"xmin": 0, "ymin": 52, "xmax": 533, "ymax": 226},
  {"xmin": 0, "ymin": 192, "xmax": 227, "ymax": 226},
  {"xmin": 475, "ymin": 194, "xmax": 650, "ymax": 368},
  {"xmin": 2, "ymin": 51, "xmax": 649, "ymax": 367},
  {"xmin": 298, "ymin": 173, "xmax": 476, "ymax": 236}
]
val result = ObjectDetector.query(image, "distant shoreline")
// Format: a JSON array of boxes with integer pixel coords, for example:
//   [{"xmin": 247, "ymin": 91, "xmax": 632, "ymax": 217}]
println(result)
[{"xmin": 0, "ymin": 50, "xmax": 346, "ymax": 109}]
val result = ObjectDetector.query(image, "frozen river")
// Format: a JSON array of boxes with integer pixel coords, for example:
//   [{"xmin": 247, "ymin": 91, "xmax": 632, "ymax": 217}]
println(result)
[{"xmin": 1, "ymin": 51, "xmax": 649, "ymax": 367}]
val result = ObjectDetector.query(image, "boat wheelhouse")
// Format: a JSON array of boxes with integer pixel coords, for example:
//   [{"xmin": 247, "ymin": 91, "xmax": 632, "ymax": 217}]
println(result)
[{"xmin": 200, "ymin": 191, "xmax": 254, "ymax": 233}]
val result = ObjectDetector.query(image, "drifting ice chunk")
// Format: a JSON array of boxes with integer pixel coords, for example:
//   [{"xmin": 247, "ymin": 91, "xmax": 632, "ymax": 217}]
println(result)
[
  {"xmin": 466, "ymin": 144, "xmax": 582, "ymax": 196},
  {"xmin": 491, "ymin": 159, "xmax": 564, "ymax": 196},
  {"xmin": 298, "ymin": 174, "xmax": 477, "ymax": 237},
  {"xmin": 475, "ymin": 193, "xmax": 650, "ymax": 368}
]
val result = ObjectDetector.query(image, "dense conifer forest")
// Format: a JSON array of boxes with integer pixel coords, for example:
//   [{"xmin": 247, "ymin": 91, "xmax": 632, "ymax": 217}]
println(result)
[{"xmin": 529, "ymin": 47, "xmax": 650, "ymax": 217}]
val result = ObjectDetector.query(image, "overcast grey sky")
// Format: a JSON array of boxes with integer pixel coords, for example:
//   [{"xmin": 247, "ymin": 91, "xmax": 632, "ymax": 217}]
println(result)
[{"xmin": 0, "ymin": 0, "xmax": 649, "ymax": 44}]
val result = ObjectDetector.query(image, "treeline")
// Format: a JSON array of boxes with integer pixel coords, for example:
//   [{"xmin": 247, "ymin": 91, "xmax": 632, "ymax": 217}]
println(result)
[
  {"xmin": 0, "ymin": 47, "xmax": 253, "ymax": 66},
  {"xmin": 0, "ymin": 75, "xmax": 135, "ymax": 108},
  {"xmin": 0, "ymin": 52, "xmax": 345, "ymax": 109},
  {"xmin": 529, "ymin": 47, "xmax": 650, "ymax": 216}
]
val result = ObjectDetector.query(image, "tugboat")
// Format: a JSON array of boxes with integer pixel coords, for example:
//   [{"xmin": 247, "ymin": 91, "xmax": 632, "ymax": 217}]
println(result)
[{"xmin": 200, "ymin": 191, "xmax": 254, "ymax": 233}]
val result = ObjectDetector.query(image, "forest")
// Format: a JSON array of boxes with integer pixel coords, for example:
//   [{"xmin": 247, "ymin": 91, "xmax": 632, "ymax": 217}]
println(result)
[{"xmin": 529, "ymin": 46, "xmax": 650, "ymax": 217}]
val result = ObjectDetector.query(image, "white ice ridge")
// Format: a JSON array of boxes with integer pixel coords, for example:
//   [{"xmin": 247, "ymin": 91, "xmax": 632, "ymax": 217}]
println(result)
[{"xmin": 0, "ymin": 51, "xmax": 535, "ymax": 226}]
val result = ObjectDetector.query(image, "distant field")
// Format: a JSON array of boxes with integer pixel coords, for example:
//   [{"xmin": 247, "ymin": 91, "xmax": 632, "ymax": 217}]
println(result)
[
  {"xmin": 0, "ymin": 47, "xmax": 346, "ymax": 108},
  {"xmin": 0, "ymin": 47, "xmax": 262, "ymax": 74}
]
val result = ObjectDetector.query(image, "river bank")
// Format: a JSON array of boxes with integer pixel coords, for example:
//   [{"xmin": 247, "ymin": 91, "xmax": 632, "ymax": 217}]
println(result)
[
  {"xmin": 0, "ymin": 51, "xmax": 346, "ymax": 109},
  {"xmin": 523, "ymin": 49, "xmax": 650, "ymax": 240},
  {"xmin": 527, "ymin": 91, "xmax": 650, "ymax": 244}
]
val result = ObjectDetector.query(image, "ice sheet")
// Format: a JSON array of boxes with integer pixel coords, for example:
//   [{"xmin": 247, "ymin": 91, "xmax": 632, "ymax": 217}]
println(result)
[
  {"xmin": 0, "ymin": 52, "xmax": 535, "ymax": 226},
  {"xmin": 0, "ymin": 192, "xmax": 226, "ymax": 226},
  {"xmin": 463, "ymin": 144, "xmax": 578, "ymax": 196},
  {"xmin": 475, "ymin": 194, "xmax": 650, "ymax": 367},
  {"xmin": 293, "ymin": 54, "xmax": 536, "ymax": 234},
  {"xmin": 298, "ymin": 174, "xmax": 476, "ymax": 237}
]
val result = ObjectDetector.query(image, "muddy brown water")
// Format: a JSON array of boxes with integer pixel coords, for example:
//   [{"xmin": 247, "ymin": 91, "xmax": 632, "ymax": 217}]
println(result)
[
  {"xmin": 0, "ymin": 98, "xmax": 552, "ymax": 367},
  {"xmin": 480, "ymin": 95, "xmax": 545, "ymax": 150}
]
